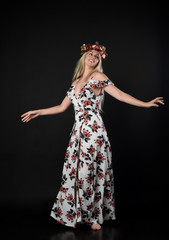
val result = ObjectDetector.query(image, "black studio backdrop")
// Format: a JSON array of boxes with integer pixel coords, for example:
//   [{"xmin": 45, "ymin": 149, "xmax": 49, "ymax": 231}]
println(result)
[{"xmin": 1, "ymin": 3, "xmax": 169, "ymax": 224}]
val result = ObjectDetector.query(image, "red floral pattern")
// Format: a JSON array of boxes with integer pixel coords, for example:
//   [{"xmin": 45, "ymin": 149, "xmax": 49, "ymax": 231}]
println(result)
[{"xmin": 50, "ymin": 79, "xmax": 116, "ymax": 228}]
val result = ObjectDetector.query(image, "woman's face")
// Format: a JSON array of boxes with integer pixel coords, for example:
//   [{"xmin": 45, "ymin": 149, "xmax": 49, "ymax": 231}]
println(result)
[{"xmin": 85, "ymin": 50, "xmax": 100, "ymax": 68}]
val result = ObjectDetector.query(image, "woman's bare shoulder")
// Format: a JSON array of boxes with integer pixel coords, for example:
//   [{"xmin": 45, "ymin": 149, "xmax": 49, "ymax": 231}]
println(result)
[{"xmin": 93, "ymin": 72, "xmax": 109, "ymax": 81}]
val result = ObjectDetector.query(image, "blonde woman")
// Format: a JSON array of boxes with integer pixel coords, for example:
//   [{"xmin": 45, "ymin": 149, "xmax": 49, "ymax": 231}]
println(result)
[{"xmin": 21, "ymin": 42, "xmax": 164, "ymax": 231}]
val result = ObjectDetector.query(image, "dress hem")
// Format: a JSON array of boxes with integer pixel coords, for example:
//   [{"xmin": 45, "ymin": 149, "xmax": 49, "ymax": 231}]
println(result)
[{"xmin": 50, "ymin": 211, "xmax": 116, "ymax": 228}]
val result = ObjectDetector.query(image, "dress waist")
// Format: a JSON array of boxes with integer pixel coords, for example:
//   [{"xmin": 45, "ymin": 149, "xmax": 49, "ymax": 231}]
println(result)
[
  {"xmin": 69, "ymin": 108, "xmax": 101, "ymax": 136},
  {"xmin": 74, "ymin": 108, "xmax": 99, "ymax": 115}
]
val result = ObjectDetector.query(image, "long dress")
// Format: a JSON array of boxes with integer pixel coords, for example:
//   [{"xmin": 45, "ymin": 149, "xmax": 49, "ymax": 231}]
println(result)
[{"xmin": 50, "ymin": 77, "xmax": 116, "ymax": 228}]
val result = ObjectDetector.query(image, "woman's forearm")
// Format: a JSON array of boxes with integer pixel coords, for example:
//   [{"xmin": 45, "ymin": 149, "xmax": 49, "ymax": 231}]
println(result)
[
  {"xmin": 38, "ymin": 96, "xmax": 71, "ymax": 116},
  {"xmin": 39, "ymin": 105, "xmax": 64, "ymax": 116},
  {"xmin": 119, "ymin": 91, "xmax": 148, "ymax": 107},
  {"xmin": 105, "ymin": 85, "xmax": 148, "ymax": 108}
]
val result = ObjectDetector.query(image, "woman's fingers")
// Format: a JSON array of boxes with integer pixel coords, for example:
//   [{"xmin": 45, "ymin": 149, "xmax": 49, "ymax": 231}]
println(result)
[
  {"xmin": 21, "ymin": 111, "xmax": 31, "ymax": 117},
  {"xmin": 157, "ymin": 97, "xmax": 163, "ymax": 99},
  {"xmin": 153, "ymin": 97, "xmax": 165, "ymax": 105},
  {"xmin": 158, "ymin": 101, "xmax": 164, "ymax": 105},
  {"xmin": 22, "ymin": 116, "xmax": 30, "ymax": 122},
  {"xmin": 21, "ymin": 112, "xmax": 32, "ymax": 122},
  {"xmin": 156, "ymin": 98, "xmax": 165, "ymax": 105},
  {"xmin": 147, "ymin": 97, "xmax": 165, "ymax": 108},
  {"xmin": 21, "ymin": 111, "xmax": 40, "ymax": 122},
  {"xmin": 21, "ymin": 116, "xmax": 28, "ymax": 121},
  {"xmin": 21, "ymin": 113, "xmax": 27, "ymax": 117},
  {"xmin": 155, "ymin": 97, "xmax": 163, "ymax": 100}
]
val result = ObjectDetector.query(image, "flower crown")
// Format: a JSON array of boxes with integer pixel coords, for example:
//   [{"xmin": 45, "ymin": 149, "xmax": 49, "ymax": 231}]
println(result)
[{"xmin": 80, "ymin": 41, "xmax": 107, "ymax": 59}]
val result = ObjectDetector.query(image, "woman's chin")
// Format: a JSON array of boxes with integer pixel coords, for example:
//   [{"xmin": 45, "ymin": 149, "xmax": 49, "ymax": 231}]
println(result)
[{"xmin": 86, "ymin": 63, "xmax": 96, "ymax": 68}]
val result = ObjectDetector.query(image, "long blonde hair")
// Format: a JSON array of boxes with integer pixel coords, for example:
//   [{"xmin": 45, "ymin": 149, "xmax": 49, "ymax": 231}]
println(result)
[
  {"xmin": 72, "ymin": 52, "xmax": 103, "ymax": 82},
  {"xmin": 72, "ymin": 51, "xmax": 105, "ymax": 112}
]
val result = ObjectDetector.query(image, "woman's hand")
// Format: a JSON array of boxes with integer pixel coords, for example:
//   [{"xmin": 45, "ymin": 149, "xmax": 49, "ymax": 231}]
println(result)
[
  {"xmin": 21, "ymin": 110, "xmax": 41, "ymax": 122},
  {"xmin": 145, "ymin": 97, "xmax": 165, "ymax": 108}
]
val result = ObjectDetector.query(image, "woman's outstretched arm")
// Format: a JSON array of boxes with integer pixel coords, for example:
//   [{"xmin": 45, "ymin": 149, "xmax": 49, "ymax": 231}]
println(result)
[
  {"xmin": 93, "ymin": 72, "xmax": 164, "ymax": 108},
  {"xmin": 104, "ymin": 84, "xmax": 164, "ymax": 108},
  {"xmin": 21, "ymin": 96, "xmax": 71, "ymax": 122}
]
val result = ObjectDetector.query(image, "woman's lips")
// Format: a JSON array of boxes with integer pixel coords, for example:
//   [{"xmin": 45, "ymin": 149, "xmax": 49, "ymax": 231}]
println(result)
[{"xmin": 89, "ymin": 59, "xmax": 94, "ymax": 63}]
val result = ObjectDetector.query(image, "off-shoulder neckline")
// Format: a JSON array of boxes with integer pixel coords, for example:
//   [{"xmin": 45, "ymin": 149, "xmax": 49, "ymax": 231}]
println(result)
[
  {"xmin": 72, "ymin": 78, "xmax": 110, "ymax": 99},
  {"xmin": 72, "ymin": 78, "xmax": 110, "ymax": 86}
]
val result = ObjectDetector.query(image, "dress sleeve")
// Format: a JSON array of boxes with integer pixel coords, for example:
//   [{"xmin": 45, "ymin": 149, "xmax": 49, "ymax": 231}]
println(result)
[{"xmin": 95, "ymin": 79, "xmax": 114, "ymax": 88}]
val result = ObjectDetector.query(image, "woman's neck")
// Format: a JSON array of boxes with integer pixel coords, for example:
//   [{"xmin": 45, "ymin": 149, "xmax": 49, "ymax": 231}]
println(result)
[{"xmin": 82, "ymin": 66, "xmax": 94, "ymax": 80}]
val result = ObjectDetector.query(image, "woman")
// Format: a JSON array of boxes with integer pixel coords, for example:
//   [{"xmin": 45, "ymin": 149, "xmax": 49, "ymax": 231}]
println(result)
[{"xmin": 21, "ymin": 42, "xmax": 164, "ymax": 231}]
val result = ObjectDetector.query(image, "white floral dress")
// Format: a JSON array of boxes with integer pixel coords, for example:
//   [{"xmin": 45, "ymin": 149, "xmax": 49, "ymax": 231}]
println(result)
[{"xmin": 50, "ymin": 78, "xmax": 116, "ymax": 228}]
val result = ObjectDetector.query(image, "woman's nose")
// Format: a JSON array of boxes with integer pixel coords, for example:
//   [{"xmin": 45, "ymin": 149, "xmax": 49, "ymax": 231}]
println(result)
[{"xmin": 90, "ymin": 56, "xmax": 95, "ymax": 61}]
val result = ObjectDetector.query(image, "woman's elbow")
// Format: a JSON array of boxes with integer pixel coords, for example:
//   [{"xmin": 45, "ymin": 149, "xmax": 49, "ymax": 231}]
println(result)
[{"xmin": 58, "ymin": 105, "xmax": 66, "ymax": 113}]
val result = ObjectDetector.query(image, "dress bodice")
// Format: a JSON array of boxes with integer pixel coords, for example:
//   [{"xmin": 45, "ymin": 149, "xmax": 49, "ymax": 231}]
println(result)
[{"xmin": 66, "ymin": 79, "xmax": 114, "ymax": 113}]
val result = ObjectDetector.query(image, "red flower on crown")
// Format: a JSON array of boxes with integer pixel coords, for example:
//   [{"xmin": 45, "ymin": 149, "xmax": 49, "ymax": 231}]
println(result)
[{"xmin": 80, "ymin": 41, "xmax": 108, "ymax": 59}]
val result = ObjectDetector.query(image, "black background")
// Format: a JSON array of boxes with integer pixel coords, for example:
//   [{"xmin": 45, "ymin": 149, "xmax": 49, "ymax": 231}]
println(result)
[{"xmin": 1, "ymin": 2, "xmax": 169, "ymax": 226}]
